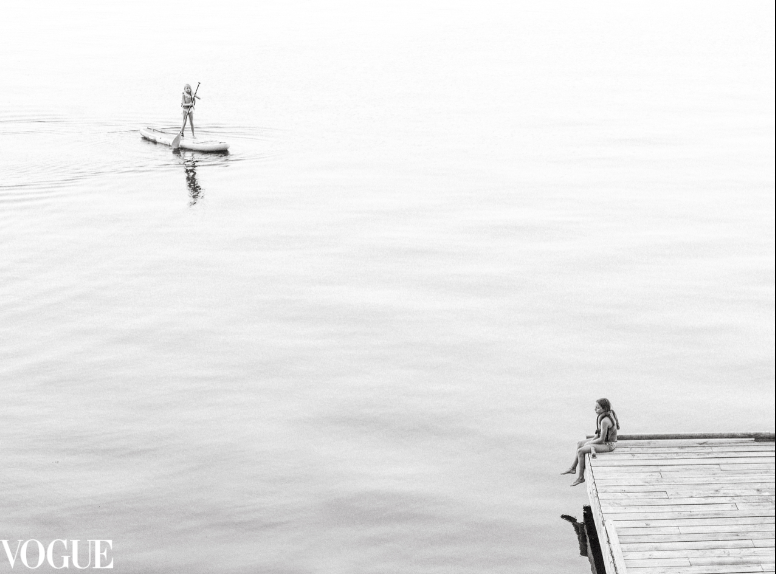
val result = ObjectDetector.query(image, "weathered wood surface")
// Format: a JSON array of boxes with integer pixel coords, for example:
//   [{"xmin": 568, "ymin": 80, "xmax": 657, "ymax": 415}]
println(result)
[
  {"xmin": 587, "ymin": 433, "xmax": 776, "ymax": 442},
  {"xmin": 586, "ymin": 435, "xmax": 775, "ymax": 574}
]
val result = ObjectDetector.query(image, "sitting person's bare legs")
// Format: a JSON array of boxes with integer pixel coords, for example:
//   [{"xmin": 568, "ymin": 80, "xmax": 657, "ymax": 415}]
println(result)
[
  {"xmin": 562, "ymin": 440, "xmax": 587, "ymax": 474},
  {"xmin": 570, "ymin": 443, "xmax": 613, "ymax": 486}
]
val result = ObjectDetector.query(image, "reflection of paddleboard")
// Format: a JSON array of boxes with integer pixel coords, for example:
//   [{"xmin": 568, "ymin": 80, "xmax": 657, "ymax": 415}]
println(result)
[{"xmin": 140, "ymin": 127, "xmax": 229, "ymax": 152}]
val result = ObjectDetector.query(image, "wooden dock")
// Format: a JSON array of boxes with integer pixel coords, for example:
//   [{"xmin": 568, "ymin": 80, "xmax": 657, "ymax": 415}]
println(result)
[{"xmin": 585, "ymin": 433, "xmax": 775, "ymax": 574}]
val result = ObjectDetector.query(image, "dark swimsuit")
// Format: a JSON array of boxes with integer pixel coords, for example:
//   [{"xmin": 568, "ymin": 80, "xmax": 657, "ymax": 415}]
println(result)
[
  {"xmin": 595, "ymin": 413, "xmax": 618, "ymax": 447},
  {"xmin": 182, "ymin": 93, "xmax": 194, "ymax": 118}
]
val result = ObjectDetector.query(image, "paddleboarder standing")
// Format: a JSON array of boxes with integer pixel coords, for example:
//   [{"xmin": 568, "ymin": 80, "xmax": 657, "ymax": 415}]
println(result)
[{"xmin": 180, "ymin": 83, "xmax": 200, "ymax": 139}]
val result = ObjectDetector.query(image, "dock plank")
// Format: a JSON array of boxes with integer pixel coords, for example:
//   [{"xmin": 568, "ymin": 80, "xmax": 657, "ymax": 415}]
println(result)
[
  {"xmin": 618, "ymin": 531, "xmax": 774, "ymax": 543},
  {"xmin": 624, "ymin": 567, "xmax": 770, "ymax": 574},
  {"xmin": 603, "ymin": 504, "xmax": 742, "ymax": 514},
  {"xmin": 690, "ymin": 555, "xmax": 776, "ymax": 565},
  {"xmin": 595, "ymin": 478, "xmax": 775, "ymax": 486},
  {"xmin": 597, "ymin": 465, "xmax": 773, "ymax": 473},
  {"xmin": 601, "ymin": 452, "xmax": 775, "ymax": 460},
  {"xmin": 599, "ymin": 488, "xmax": 775, "ymax": 497},
  {"xmin": 603, "ymin": 497, "xmax": 774, "ymax": 506},
  {"xmin": 618, "ymin": 525, "xmax": 774, "ymax": 536},
  {"xmin": 595, "ymin": 480, "xmax": 775, "ymax": 490},
  {"xmin": 595, "ymin": 468, "xmax": 773, "ymax": 475},
  {"xmin": 620, "ymin": 539, "xmax": 755, "ymax": 556},
  {"xmin": 614, "ymin": 518, "xmax": 775, "ymax": 529},
  {"xmin": 676, "ymin": 524, "xmax": 776, "ymax": 534},
  {"xmin": 614, "ymin": 445, "xmax": 775, "ymax": 454},
  {"xmin": 659, "ymin": 469, "xmax": 774, "ymax": 476},
  {"xmin": 609, "ymin": 510, "xmax": 774, "ymax": 521},
  {"xmin": 614, "ymin": 439, "xmax": 761, "ymax": 446},
  {"xmin": 624, "ymin": 548, "xmax": 774, "ymax": 559}
]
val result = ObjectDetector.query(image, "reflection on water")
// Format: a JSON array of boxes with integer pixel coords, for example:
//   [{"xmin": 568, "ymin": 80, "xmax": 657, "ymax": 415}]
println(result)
[
  {"xmin": 183, "ymin": 157, "xmax": 203, "ymax": 206},
  {"xmin": 173, "ymin": 151, "xmax": 204, "ymax": 205},
  {"xmin": 172, "ymin": 148, "xmax": 231, "ymax": 206},
  {"xmin": 561, "ymin": 513, "xmax": 589, "ymax": 558},
  {"xmin": 561, "ymin": 508, "xmax": 606, "ymax": 574}
]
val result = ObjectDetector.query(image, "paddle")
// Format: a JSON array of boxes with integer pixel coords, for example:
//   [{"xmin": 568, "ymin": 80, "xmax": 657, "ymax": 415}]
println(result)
[{"xmin": 172, "ymin": 82, "xmax": 200, "ymax": 150}]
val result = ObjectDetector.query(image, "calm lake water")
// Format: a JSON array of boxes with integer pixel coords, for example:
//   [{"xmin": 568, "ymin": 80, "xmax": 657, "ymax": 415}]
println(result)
[{"xmin": 1, "ymin": 1, "xmax": 774, "ymax": 572}]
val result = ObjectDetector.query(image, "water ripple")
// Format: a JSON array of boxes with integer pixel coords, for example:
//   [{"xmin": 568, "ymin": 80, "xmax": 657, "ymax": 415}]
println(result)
[{"xmin": 0, "ymin": 113, "xmax": 276, "ymax": 204}]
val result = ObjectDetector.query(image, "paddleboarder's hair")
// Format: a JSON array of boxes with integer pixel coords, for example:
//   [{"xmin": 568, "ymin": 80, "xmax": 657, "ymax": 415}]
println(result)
[{"xmin": 596, "ymin": 398, "xmax": 620, "ymax": 429}]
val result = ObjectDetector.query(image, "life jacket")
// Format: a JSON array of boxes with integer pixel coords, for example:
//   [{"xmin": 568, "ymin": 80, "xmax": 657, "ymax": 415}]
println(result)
[{"xmin": 595, "ymin": 413, "xmax": 618, "ymax": 442}]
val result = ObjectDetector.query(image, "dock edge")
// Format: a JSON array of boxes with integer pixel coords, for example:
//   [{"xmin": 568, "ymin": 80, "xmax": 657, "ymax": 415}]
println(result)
[{"xmin": 585, "ymin": 461, "xmax": 627, "ymax": 574}]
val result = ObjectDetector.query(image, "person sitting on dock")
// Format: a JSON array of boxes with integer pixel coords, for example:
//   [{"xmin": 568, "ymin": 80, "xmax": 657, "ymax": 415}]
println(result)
[{"xmin": 562, "ymin": 398, "xmax": 620, "ymax": 487}]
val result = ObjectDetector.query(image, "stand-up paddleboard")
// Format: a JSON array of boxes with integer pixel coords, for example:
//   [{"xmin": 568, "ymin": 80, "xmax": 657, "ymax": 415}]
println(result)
[{"xmin": 140, "ymin": 127, "xmax": 229, "ymax": 152}]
